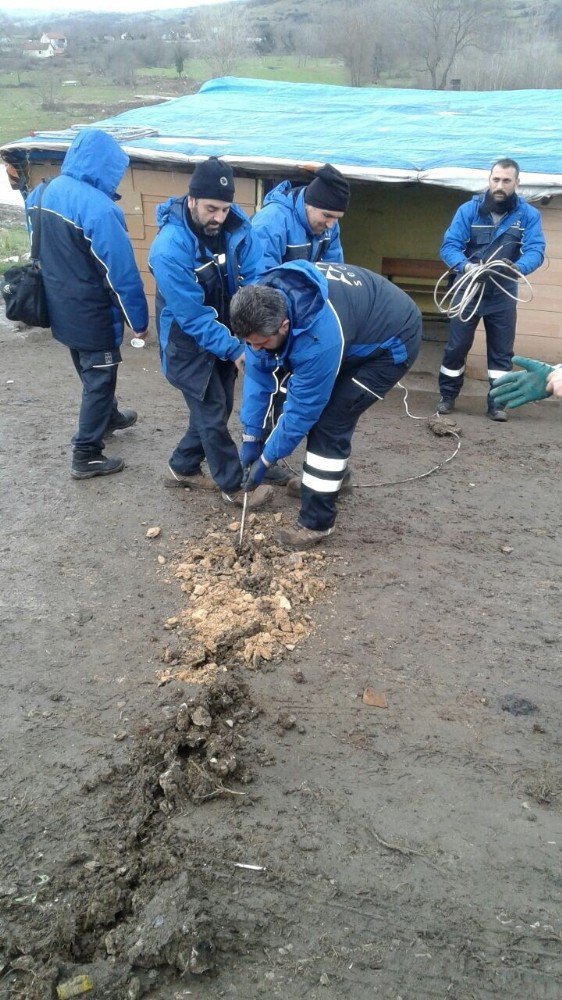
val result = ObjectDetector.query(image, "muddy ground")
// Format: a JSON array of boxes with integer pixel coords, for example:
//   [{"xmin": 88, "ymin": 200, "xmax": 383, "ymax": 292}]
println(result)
[{"xmin": 0, "ymin": 307, "xmax": 560, "ymax": 1000}]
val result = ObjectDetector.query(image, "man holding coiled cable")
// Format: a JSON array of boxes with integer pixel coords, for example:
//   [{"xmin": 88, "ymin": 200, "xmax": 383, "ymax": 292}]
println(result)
[{"xmin": 436, "ymin": 158, "xmax": 545, "ymax": 421}]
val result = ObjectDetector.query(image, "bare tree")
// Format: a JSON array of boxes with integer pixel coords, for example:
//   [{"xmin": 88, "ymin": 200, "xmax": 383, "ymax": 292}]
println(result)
[
  {"xmin": 457, "ymin": 3, "xmax": 562, "ymax": 90},
  {"xmin": 320, "ymin": 0, "xmax": 388, "ymax": 87},
  {"xmin": 399, "ymin": 0, "xmax": 493, "ymax": 90},
  {"xmin": 132, "ymin": 33, "xmax": 167, "ymax": 69},
  {"xmin": 194, "ymin": 5, "xmax": 250, "ymax": 79},
  {"xmin": 40, "ymin": 62, "xmax": 64, "ymax": 110},
  {"xmin": 101, "ymin": 43, "xmax": 140, "ymax": 86}
]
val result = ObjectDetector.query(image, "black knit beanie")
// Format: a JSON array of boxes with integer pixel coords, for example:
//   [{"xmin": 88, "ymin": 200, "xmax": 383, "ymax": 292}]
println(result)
[
  {"xmin": 188, "ymin": 157, "xmax": 235, "ymax": 202},
  {"xmin": 304, "ymin": 163, "xmax": 350, "ymax": 212}
]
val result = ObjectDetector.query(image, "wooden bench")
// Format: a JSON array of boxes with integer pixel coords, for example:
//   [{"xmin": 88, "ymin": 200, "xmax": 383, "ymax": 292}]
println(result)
[{"xmin": 381, "ymin": 256, "xmax": 444, "ymax": 299}]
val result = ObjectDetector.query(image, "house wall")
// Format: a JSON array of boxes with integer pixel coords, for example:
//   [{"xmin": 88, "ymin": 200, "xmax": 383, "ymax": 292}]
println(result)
[{"xmin": 27, "ymin": 161, "xmax": 562, "ymax": 378}]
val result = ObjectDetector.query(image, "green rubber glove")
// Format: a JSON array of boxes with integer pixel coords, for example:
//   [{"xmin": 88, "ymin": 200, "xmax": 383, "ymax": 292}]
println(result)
[{"xmin": 490, "ymin": 355, "xmax": 554, "ymax": 409}]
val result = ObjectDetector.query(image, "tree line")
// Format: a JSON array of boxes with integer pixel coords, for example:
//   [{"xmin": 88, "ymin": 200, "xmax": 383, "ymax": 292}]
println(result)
[{"xmin": 2, "ymin": 0, "xmax": 562, "ymax": 91}]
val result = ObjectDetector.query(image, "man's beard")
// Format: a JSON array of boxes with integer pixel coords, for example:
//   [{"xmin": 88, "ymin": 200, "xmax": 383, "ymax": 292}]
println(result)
[
  {"xmin": 191, "ymin": 206, "xmax": 222, "ymax": 236},
  {"xmin": 483, "ymin": 190, "xmax": 517, "ymax": 215}
]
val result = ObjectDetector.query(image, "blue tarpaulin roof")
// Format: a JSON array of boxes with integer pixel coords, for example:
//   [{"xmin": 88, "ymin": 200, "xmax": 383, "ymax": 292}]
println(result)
[{"xmin": 4, "ymin": 77, "xmax": 562, "ymax": 196}]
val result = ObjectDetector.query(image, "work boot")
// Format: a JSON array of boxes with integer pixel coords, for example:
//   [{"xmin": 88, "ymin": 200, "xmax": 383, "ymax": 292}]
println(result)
[
  {"xmin": 286, "ymin": 469, "xmax": 353, "ymax": 498},
  {"xmin": 107, "ymin": 408, "xmax": 137, "ymax": 431},
  {"xmin": 165, "ymin": 464, "xmax": 217, "ymax": 490},
  {"xmin": 221, "ymin": 485, "xmax": 273, "ymax": 509},
  {"xmin": 71, "ymin": 453, "xmax": 124, "ymax": 479},
  {"xmin": 263, "ymin": 464, "xmax": 293, "ymax": 486},
  {"xmin": 487, "ymin": 406, "xmax": 508, "ymax": 422},
  {"xmin": 277, "ymin": 523, "xmax": 333, "ymax": 549},
  {"xmin": 436, "ymin": 397, "xmax": 455, "ymax": 415}
]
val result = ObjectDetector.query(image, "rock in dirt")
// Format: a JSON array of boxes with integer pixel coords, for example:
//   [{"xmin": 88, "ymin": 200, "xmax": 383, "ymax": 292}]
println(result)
[
  {"xmin": 362, "ymin": 688, "xmax": 388, "ymax": 708},
  {"xmin": 500, "ymin": 694, "xmax": 538, "ymax": 716},
  {"xmin": 56, "ymin": 974, "xmax": 95, "ymax": 998},
  {"xmin": 427, "ymin": 414, "xmax": 460, "ymax": 436},
  {"xmin": 145, "ymin": 526, "xmax": 161, "ymax": 539},
  {"xmin": 277, "ymin": 711, "xmax": 297, "ymax": 730}
]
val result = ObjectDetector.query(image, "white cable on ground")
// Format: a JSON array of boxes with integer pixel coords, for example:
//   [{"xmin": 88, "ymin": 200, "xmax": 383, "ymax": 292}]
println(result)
[{"xmin": 351, "ymin": 382, "xmax": 461, "ymax": 489}]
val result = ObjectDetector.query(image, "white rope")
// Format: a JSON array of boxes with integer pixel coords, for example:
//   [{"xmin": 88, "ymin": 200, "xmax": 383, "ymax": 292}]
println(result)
[
  {"xmin": 351, "ymin": 383, "xmax": 461, "ymax": 489},
  {"xmin": 433, "ymin": 248, "xmax": 533, "ymax": 324}
]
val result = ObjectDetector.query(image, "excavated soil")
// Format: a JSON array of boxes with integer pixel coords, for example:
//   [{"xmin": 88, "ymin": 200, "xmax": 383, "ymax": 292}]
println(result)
[{"xmin": 0, "ymin": 315, "xmax": 561, "ymax": 1000}]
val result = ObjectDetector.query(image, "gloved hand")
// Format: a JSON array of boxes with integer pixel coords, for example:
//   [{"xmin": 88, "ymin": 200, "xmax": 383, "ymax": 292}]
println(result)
[
  {"xmin": 241, "ymin": 437, "xmax": 263, "ymax": 468},
  {"xmin": 242, "ymin": 457, "xmax": 268, "ymax": 492},
  {"xmin": 490, "ymin": 355, "xmax": 554, "ymax": 409}
]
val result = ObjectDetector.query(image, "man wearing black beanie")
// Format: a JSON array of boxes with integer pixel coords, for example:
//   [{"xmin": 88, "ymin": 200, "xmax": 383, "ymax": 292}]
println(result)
[
  {"xmin": 251, "ymin": 162, "xmax": 350, "ymax": 271},
  {"xmin": 148, "ymin": 156, "xmax": 272, "ymax": 508},
  {"xmin": 249, "ymin": 164, "xmax": 351, "ymax": 484}
]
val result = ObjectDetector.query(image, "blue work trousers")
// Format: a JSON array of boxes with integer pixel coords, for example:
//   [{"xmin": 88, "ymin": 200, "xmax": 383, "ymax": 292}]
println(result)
[
  {"xmin": 70, "ymin": 348, "xmax": 120, "ymax": 457},
  {"xmin": 439, "ymin": 297, "xmax": 516, "ymax": 405},
  {"xmin": 299, "ymin": 321, "xmax": 421, "ymax": 532},
  {"xmin": 170, "ymin": 360, "xmax": 242, "ymax": 493}
]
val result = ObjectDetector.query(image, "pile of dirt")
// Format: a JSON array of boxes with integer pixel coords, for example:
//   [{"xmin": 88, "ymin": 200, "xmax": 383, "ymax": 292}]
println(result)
[
  {"xmin": 158, "ymin": 514, "xmax": 330, "ymax": 679},
  {"xmin": 1, "ymin": 517, "xmax": 333, "ymax": 998}
]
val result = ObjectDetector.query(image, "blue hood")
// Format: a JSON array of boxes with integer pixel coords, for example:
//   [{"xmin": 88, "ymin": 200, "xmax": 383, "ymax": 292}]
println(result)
[
  {"xmin": 263, "ymin": 179, "xmax": 302, "ymax": 208},
  {"xmin": 156, "ymin": 195, "xmax": 186, "ymax": 229},
  {"xmin": 61, "ymin": 128, "xmax": 129, "ymax": 199},
  {"xmin": 258, "ymin": 259, "xmax": 327, "ymax": 335}
]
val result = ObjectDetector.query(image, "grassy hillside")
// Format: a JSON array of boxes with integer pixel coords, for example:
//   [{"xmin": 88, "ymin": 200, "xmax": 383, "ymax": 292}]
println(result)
[{"xmin": 0, "ymin": 55, "xmax": 347, "ymax": 148}]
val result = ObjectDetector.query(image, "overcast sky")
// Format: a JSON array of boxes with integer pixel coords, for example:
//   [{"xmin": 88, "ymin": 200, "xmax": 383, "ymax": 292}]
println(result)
[{"xmin": 3, "ymin": 0, "xmax": 234, "ymax": 14}]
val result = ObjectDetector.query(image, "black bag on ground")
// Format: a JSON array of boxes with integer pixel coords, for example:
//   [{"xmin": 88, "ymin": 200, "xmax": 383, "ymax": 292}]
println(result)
[{"xmin": 1, "ymin": 181, "xmax": 50, "ymax": 328}]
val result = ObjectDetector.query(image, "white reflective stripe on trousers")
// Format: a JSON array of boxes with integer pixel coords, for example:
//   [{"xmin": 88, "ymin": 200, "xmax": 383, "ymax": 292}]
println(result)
[
  {"xmin": 302, "ymin": 471, "xmax": 343, "ymax": 492},
  {"xmin": 440, "ymin": 364, "xmax": 465, "ymax": 377},
  {"xmin": 305, "ymin": 451, "xmax": 347, "ymax": 472},
  {"xmin": 351, "ymin": 377, "xmax": 383, "ymax": 400},
  {"xmin": 488, "ymin": 369, "xmax": 511, "ymax": 380}
]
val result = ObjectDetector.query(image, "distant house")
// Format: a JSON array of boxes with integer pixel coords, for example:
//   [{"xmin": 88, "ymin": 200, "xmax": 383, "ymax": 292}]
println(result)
[
  {"xmin": 22, "ymin": 41, "xmax": 55, "ymax": 59},
  {"xmin": 40, "ymin": 32, "xmax": 67, "ymax": 53}
]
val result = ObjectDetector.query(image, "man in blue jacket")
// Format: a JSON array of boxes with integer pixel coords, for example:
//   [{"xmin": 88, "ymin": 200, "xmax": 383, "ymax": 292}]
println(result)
[
  {"xmin": 250, "ymin": 163, "xmax": 350, "ymax": 482},
  {"xmin": 251, "ymin": 163, "xmax": 350, "ymax": 270},
  {"xmin": 436, "ymin": 158, "xmax": 545, "ymax": 421},
  {"xmin": 230, "ymin": 260, "xmax": 422, "ymax": 548},
  {"xmin": 26, "ymin": 129, "xmax": 148, "ymax": 479},
  {"xmin": 148, "ymin": 157, "xmax": 272, "ymax": 509}
]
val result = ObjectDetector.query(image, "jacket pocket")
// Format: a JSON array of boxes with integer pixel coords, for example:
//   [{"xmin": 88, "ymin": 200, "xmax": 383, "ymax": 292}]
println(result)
[{"xmin": 165, "ymin": 334, "xmax": 215, "ymax": 401}]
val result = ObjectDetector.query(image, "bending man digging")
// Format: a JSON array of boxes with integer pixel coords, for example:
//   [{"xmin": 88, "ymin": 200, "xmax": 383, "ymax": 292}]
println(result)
[{"xmin": 230, "ymin": 260, "xmax": 422, "ymax": 548}]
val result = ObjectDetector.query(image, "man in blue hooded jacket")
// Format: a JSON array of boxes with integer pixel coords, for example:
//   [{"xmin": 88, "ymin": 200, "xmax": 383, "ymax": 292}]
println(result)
[
  {"xmin": 437, "ymin": 158, "xmax": 545, "ymax": 421},
  {"xmin": 148, "ymin": 157, "xmax": 272, "ymax": 509},
  {"xmin": 250, "ymin": 163, "xmax": 350, "ymax": 481},
  {"xmin": 250, "ymin": 163, "xmax": 350, "ymax": 270},
  {"xmin": 230, "ymin": 260, "xmax": 422, "ymax": 548},
  {"xmin": 26, "ymin": 128, "xmax": 148, "ymax": 479}
]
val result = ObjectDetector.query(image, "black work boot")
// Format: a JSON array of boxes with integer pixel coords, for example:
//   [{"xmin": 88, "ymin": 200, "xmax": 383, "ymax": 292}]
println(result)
[
  {"xmin": 277, "ymin": 523, "xmax": 333, "ymax": 549},
  {"xmin": 436, "ymin": 397, "xmax": 455, "ymax": 415},
  {"xmin": 71, "ymin": 453, "xmax": 125, "ymax": 479},
  {"xmin": 107, "ymin": 408, "xmax": 137, "ymax": 431}
]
